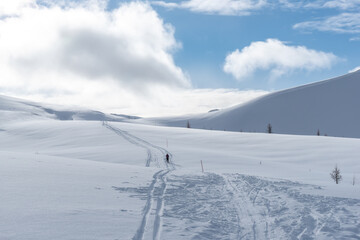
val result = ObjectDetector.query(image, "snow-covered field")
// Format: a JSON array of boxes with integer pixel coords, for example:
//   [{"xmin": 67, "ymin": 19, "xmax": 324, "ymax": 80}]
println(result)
[{"xmin": 1, "ymin": 114, "xmax": 360, "ymax": 239}]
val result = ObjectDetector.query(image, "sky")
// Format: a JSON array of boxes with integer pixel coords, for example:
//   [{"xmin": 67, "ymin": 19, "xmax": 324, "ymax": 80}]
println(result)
[{"xmin": 0, "ymin": 0, "xmax": 359, "ymax": 117}]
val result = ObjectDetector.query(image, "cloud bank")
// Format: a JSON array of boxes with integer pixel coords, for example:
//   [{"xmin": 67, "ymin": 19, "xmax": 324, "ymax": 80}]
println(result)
[
  {"xmin": 308, "ymin": 0, "xmax": 360, "ymax": 10},
  {"xmin": 152, "ymin": 0, "xmax": 266, "ymax": 16},
  {"xmin": 0, "ymin": 1, "xmax": 190, "ymax": 92},
  {"xmin": 152, "ymin": 0, "xmax": 360, "ymax": 15},
  {"xmin": 294, "ymin": 13, "xmax": 360, "ymax": 34},
  {"xmin": 291, "ymin": 1, "xmax": 360, "ymax": 35},
  {"xmin": 223, "ymin": 39, "xmax": 338, "ymax": 81},
  {"xmin": 153, "ymin": 0, "xmax": 360, "ymax": 40},
  {"xmin": 0, "ymin": 0, "xmax": 268, "ymax": 117},
  {"xmin": 0, "ymin": 0, "xmax": 35, "ymax": 16}
]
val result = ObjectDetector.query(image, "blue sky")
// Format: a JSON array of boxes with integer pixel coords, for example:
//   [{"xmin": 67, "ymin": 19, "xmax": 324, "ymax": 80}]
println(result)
[
  {"xmin": 0, "ymin": 0, "xmax": 359, "ymax": 116},
  {"xmin": 149, "ymin": 0, "xmax": 360, "ymax": 90}
]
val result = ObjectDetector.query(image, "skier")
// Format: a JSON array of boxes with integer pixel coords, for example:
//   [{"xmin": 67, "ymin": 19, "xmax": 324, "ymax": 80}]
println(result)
[{"xmin": 166, "ymin": 154, "xmax": 169, "ymax": 163}]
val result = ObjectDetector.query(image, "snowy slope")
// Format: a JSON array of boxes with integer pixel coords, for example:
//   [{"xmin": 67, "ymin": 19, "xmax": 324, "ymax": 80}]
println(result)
[
  {"xmin": 0, "ymin": 94, "xmax": 138, "ymax": 122},
  {"xmin": 151, "ymin": 70, "xmax": 360, "ymax": 138},
  {"xmin": 1, "ymin": 118, "xmax": 360, "ymax": 239},
  {"xmin": 1, "ymin": 88, "xmax": 360, "ymax": 239}
]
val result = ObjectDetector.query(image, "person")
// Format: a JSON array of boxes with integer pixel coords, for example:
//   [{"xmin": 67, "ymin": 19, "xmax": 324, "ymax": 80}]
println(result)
[{"xmin": 166, "ymin": 154, "xmax": 169, "ymax": 163}]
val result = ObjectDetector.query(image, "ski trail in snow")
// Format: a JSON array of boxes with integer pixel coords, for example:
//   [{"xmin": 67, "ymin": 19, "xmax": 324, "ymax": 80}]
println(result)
[
  {"xmin": 132, "ymin": 170, "xmax": 170, "ymax": 240},
  {"xmin": 224, "ymin": 175, "xmax": 260, "ymax": 240},
  {"xmin": 313, "ymin": 211, "xmax": 334, "ymax": 236},
  {"xmin": 103, "ymin": 122, "xmax": 175, "ymax": 169},
  {"xmin": 116, "ymin": 172, "xmax": 360, "ymax": 240},
  {"xmin": 153, "ymin": 170, "xmax": 169, "ymax": 240},
  {"xmin": 103, "ymin": 122, "xmax": 173, "ymax": 239},
  {"xmin": 132, "ymin": 170, "xmax": 163, "ymax": 240},
  {"xmin": 222, "ymin": 174, "xmax": 284, "ymax": 240}
]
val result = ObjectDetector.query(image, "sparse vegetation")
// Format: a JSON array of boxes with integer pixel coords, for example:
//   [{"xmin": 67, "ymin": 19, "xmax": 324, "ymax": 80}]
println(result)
[
  {"xmin": 267, "ymin": 123, "xmax": 272, "ymax": 134},
  {"xmin": 330, "ymin": 165, "xmax": 342, "ymax": 184}
]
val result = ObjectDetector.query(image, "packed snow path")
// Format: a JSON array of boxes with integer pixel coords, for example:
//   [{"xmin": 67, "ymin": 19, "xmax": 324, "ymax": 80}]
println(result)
[
  {"xmin": 104, "ymin": 122, "xmax": 174, "ymax": 239},
  {"xmin": 104, "ymin": 122, "xmax": 175, "ymax": 170},
  {"xmin": 123, "ymin": 170, "xmax": 170, "ymax": 240},
  {"xmin": 114, "ymin": 173, "xmax": 360, "ymax": 240}
]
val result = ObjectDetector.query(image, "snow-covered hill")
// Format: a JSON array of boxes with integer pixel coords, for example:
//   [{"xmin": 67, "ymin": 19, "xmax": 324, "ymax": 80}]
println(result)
[
  {"xmin": 3, "ymin": 70, "xmax": 360, "ymax": 139},
  {"xmin": 0, "ymin": 94, "xmax": 140, "ymax": 122},
  {"xmin": 1, "ymin": 118, "xmax": 360, "ymax": 239},
  {"xmin": 152, "ymin": 70, "xmax": 360, "ymax": 138},
  {"xmin": 1, "ymin": 72, "xmax": 360, "ymax": 239}
]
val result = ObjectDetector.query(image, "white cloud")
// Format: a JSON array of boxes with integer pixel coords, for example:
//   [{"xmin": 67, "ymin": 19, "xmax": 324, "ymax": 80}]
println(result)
[
  {"xmin": 276, "ymin": 0, "xmax": 360, "ymax": 10},
  {"xmin": 0, "ymin": 0, "xmax": 36, "ymax": 17},
  {"xmin": 1, "ymin": 86, "xmax": 268, "ymax": 117},
  {"xmin": 0, "ymin": 0, "xmax": 200, "ymax": 116},
  {"xmin": 322, "ymin": 0, "xmax": 360, "ymax": 10},
  {"xmin": 349, "ymin": 66, "xmax": 360, "ymax": 73},
  {"xmin": 292, "ymin": 2, "xmax": 360, "ymax": 39},
  {"xmin": 146, "ymin": 88, "xmax": 269, "ymax": 117},
  {"xmin": 0, "ymin": 0, "xmax": 265, "ymax": 117},
  {"xmin": 152, "ymin": 0, "xmax": 267, "ymax": 16},
  {"xmin": 152, "ymin": 0, "xmax": 360, "ymax": 15},
  {"xmin": 0, "ymin": 1, "xmax": 189, "ymax": 89},
  {"xmin": 294, "ymin": 13, "xmax": 360, "ymax": 34},
  {"xmin": 223, "ymin": 39, "xmax": 338, "ymax": 81}
]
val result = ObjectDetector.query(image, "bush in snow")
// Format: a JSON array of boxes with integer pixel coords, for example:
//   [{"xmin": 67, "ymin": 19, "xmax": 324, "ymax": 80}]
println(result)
[
  {"xmin": 267, "ymin": 123, "xmax": 272, "ymax": 134},
  {"xmin": 330, "ymin": 165, "xmax": 342, "ymax": 184}
]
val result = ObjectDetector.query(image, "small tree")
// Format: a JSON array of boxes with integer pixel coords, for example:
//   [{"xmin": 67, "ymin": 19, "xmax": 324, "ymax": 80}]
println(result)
[
  {"xmin": 317, "ymin": 129, "xmax": 320, "ymax": 136},
  {"xmin": 267, "ymin": 123, "xmax": 272, "ymax": 134},
  {"xmin": 187, "ymin": 120, "xmax": 191, "ymax": 128},
  {"xmin": 330, "ymin": 165, "xmax": 342, "ymax": 184}
]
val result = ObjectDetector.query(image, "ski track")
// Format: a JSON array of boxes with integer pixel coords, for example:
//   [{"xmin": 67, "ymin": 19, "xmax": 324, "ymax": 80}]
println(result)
[
  {"xmin": 129, "ymin": 170, "xmax": 170, "ymax": 240},
  {"xmin": 159, "ymin": 173, "xmax": 360, "ymax": 240},
  {"xmin": 104, "ymin": 122, "xmax": 175, "ymax": 170},
  {"xmin": 104, "ymin": 122, "xmax": 173, "ymax": 239},
  {"xmin": 226, "ymin": 174, "xmax": 360, "ymax": 240},
  {"xmin": 153, "ymin": 171, "xmax": 169, "ymax": 240},
  {"xmin": 224, "ymin": 174, "xmax": 269, "ymax": 240},
  {"xmin": 132, "ymin": 170, "xmax": 163, "ymax": 240},
  {"xmin": 114, "ymin": 173, "xmax": 360, "ymax": 240},
  {"xmin": 105, "ymin": 122, "xmax": 360, "ymax": 239}
]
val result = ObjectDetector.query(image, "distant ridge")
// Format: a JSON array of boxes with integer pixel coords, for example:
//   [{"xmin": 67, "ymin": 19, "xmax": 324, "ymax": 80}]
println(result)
[{"xmin": 0, "ymin": 95, "xmax": 130, "ymax": 122}]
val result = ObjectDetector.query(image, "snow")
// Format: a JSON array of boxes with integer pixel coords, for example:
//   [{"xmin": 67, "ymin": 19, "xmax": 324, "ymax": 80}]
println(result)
[
  {"xmin": 1, "ymin": 71, "xmax": 360, "ymax": 239},
  {"xmin": 150, "ymin": 70, "xmax": 360, "ymax": 138},
  {"xmin": 0, "ymin": 151, "xmax": 156, "ymax": 240},
  {"xmin": 0, "ymin": 94, "xmax": 135, "ymax": 122}
]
